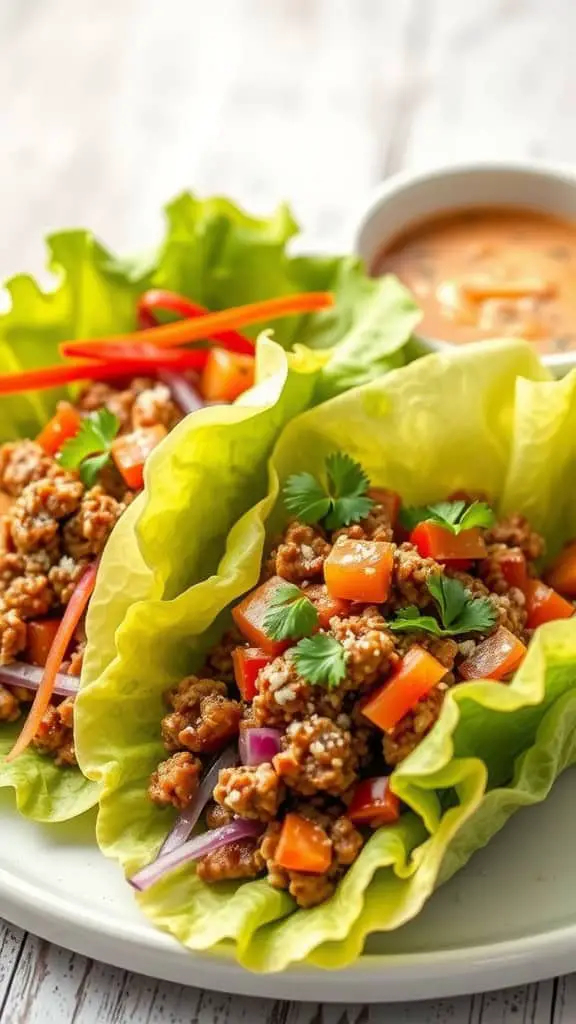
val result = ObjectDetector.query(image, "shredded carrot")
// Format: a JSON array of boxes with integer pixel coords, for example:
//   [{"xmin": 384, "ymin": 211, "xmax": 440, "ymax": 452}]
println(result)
[
  {"xmin": 0, "ymin": 359, "xmax": 175, "ymax": 394},
  {"xmin": 6, "ymin": 563, "xmax": 98, "ymax": 761},
  {"xmin": 60, "ymin": 292, "xmax": 334, "ymax": 354}
]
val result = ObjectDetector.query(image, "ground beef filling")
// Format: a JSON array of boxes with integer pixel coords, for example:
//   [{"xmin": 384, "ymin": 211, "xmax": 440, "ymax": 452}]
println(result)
[
  {"xmin": 145, "ymin": 501, "xmax": 549, "ymax": 907},
  {"xmin": 0, "ymin": 377, "xmax": 182, "ymax": 768}
]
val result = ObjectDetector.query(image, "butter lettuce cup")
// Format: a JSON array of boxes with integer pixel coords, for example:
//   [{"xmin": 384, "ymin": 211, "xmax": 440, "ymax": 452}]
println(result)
[{"xmin": 76, "ymin": 337, "xmax": 576, "ymax": 973}]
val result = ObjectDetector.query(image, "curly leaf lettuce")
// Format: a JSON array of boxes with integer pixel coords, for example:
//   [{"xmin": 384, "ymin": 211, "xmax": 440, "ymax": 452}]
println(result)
[{"xmin": 77, "ymin": 338, "xmax": 576, "ymax": 970}]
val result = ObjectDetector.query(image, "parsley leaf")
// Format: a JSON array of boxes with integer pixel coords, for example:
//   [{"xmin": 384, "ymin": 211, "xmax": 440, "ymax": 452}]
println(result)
[
  {"xmin": 283, "ymin": 452, "xmax": 374, "ymax": 530},
  {"xmin": 292, "ymin": 634, "xmax": 347, "ymax": 689},
  {"xmin": 263, "ymin": 583, "xmax": 319, "ymax": 641},
  {"xmin": 59, "ymin": 408, "xmax": 120, "ymax": 486},
  {"xmin": 400, "ymin": 499, "xmax": 495, "ymax": 535},
  {"xmin": 389, "ymin": 574, "xmax": 497, "ymax": 637}
]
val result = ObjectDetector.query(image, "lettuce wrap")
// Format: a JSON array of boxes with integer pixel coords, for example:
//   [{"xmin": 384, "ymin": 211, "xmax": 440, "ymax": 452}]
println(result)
[
  {"xmin": 0, "ymin": 193, "xmax": 419, "ymax": 821},
  {"xmin": 76, "ymin": 336, "xmax": 576, "ymax": 972}
]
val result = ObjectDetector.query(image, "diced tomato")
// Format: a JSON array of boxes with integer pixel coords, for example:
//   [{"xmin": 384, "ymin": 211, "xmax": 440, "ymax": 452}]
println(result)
[
  {"xmin": 459, "ymin": 625, "xmax": 526, "ymax": 680},
  {"xmin": 36, "ymin": 402, "xmax": 82, "ymax": 456},
  {"xmin": 410, "ymin": 522, "xmax": 487, "ymax": 562},
  {"xmin": 347, "ymin": 777, "xmax": 400, "ymax": 828},
  {"xmin": 200, "ymin": 347, "xmax": 255, "ymax": 403},
  {"xmin": 324, "ymin": 539, "xmax": 394, "ymax": 603},
  {"xmin": 303, "ymin": 583, "xmax": 351, "ymax": 629},
  {"xmin": 499, "ymin": 549, "xmax": 528, "ymax": 591},
  {"xmin": 368, "ymin": 488, "xmax": 401, "ymax": 527},
  {"xmin": 275, "ymin": 813, "xmax": 332, "ymax": 874},
  {"xmin": 232, "ymin": 576, "xmax": 294, "ymax": 656},
  {"xmin": 362, "ymin": 646, "xmax": 446, "ymax": 733},
  {"xmin": 524, "ymin": 578, "xmax": 574, "ymax": 629},
  {"xmin": 111, "ymin": 424, "xmax": 167, "ymax": 491},
  {"xmin": 26, "ymin": 619, "xmax": 62, "ymax": 668},
  {"xmin": 232, "ymin": 647, "xmax": 272, "ymax": 701},
  {"xmin": 546, "ymin": 542, "xmax": 576, "ymax": 598}
]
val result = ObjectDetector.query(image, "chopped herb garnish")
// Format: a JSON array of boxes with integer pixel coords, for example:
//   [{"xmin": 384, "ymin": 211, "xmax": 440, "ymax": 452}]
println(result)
[
  {"xmin": 400, "ymin": 499, "xmax": 495, "ymax": 535},
  {"xmin": 59, "ymin": 408, "xmax": 120, "ymax": 487},
  {"xmin": 283, "ymin": 452, "xmax": 374, "ymax": 530},
  {"xmin": 292, "ymin": 633, "xmax": 347, "ymax": 689},
  {"xmin": 389, "ymin": 573, "xmax": 497, "ymax": 637},
  {"xmin": 262, "ymin": 583, "xmax": 319, "ymax": 641}
]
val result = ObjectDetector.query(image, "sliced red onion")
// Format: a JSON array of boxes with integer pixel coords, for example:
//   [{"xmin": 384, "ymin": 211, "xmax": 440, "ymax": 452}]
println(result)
[
  {"xmin": 159, "ymin": 370, "xmax": 204, "ymax": 415},
  {"xmin": 0, "ymin": 662, "xmax": 79, "ymax": 698},
  {"xmin": 130, "ymin": 818, "xmax": 264, "ymax": 892},
  {"xmin": 239, "ymin": 727, "xmax": 282, "ymax": 766},
  {"xmin": 159, "ymin": 744, "xmax": 238, "ymax": 857}
]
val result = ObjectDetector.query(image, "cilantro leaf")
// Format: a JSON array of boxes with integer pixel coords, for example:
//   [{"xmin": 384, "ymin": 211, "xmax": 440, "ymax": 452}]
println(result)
[
  {"xmin": 292, "ymin": 634, "xmax": 347, "ymax": 689},
  {"xmin": 283, "ymin": 473, "xmax": 331, "ymax": 524},
  {"xmin": 59, "ymin": 408, "xmax": 120, "ymax": 480},
  {"xmin": 389, "ymin": 573, "xmax": 497, "ymax": 637},
  {"xmin": 399, "ymin": 499, "xmax": 495, "ymax": 535},
  {"xmin": 283, "ymin": 452, "xmax": 374, "ymax": 530},
  {"xmin": 263, "ymin": 583, "xmax": 319, "ymax": 641}
]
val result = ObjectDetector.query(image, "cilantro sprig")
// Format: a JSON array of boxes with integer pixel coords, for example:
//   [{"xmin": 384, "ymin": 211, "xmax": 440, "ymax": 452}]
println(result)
[
  {"xmin": 292, "ymin": 634, "xmax": 347, "ymax": 690},
  {"xmin": 59, "ymin": 408, "xmax": 120, "ymax": 487},
  {"xmin": 400, "ymin": 500, "xmax": 495, "ymax": 535},
  {"xmin": 263, "ymin": 583, "xmax": 319, "ymax": 641},
  {"xmin": 389, "ymin": 574, "xmax": 497, "ymax": 637},
  {"xmin": 283, "ymin": 452, "xmax": 374, "ymax": 530}
]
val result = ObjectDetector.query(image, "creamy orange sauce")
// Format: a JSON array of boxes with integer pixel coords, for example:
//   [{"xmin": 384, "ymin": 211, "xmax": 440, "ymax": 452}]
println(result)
[{"xmin": 374, "ymin": 207, "xmax": 576, "ymax": 353}]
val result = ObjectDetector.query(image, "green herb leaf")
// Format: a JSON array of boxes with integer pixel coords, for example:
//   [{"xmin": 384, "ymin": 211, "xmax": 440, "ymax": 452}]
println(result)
[
  {"xmin": 399, "ymin": 499, "xmax": 495, "ymax": 535},
  {"xmin": 283, "ymin": 473, "xmax": 332, "ymax": 525},
  {"xmin": 262, "ymin": 583, "xmax": 319, "ymax": 641},
  {"xmin": 292, "ymin": 634, "xmax": 347, "ymax": 689},
  {"xmin": 389, "ymin": 573, "xmax": 497, "ymax": 637},
  {"xmin": 59, "ymin": 408, "xmax": 120, "ymax": 480},
  {"xmin": 283, "ymin": 452, "xmax": 374, "ymax": 530}
]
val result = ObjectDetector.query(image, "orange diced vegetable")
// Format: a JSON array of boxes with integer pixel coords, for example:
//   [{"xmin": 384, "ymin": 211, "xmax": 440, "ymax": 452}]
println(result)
[
  {"xmin": 26, "ymin": 619, "xmax": 62, "ymax": 668},
  {"xmin": 303, "ymin": 583, "xmax": 351, "ymax": 629},
  {"xmin": 410, "ymin": 522, "xmax": 487, "ymax": 561},
  {"xmin": 368, "ymin": 488, "xmax": 401, "ymax": 527},
  {"xmin": 275, "ymin": 812, "xmax": 332, "ymax": 874},
  {"xmin": 200, "ymin": 347, "xmax": 255, "ymax": 403},
  {"xmin": 324, "ymin": 539, "xmax": 394, "ymax": 603},
  {"xmin": 7, "ymin": 562, "xmax": 98, "ymax": 761},
  {"xmin": 546, "ymin": 542, "xmax": 576, "ymax": 598},
  {"xmin": 362, "ymin": 646, "xmax": 446, "ymax": 733},
  {"xmin": 347, "ymin": 777, "xmax": 400, "ymax": 828},
  {"xmin": 36, "ymin": 402, "xmax": 82, "ymax": 456},
  {"xmin": 111, "ymin": 424, "xmax": 167, "ymax": 491},
  {"xmin": 524, "ymin": 578, "xmax": 574, "ymax": 629},
  {"xmin": 459, "ymin": 625, "xmax": 526, "ymax": 680},
  {"xmin": 232, "ymin": 647, "xmax": 272, "ymax": 701},
  {"xmin": 499, "ymin": 549, "xmax": 528, "ymax": 591},
  {"xmin": 232, "ymin": 576, "xmax": 293, "ymax": 656}
]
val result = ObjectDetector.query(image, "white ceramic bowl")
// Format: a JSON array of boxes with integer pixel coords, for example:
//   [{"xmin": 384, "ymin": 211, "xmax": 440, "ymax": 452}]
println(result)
[{"xmin": 352, "ymin": 160, "xmax": 576, "ymax": 376}]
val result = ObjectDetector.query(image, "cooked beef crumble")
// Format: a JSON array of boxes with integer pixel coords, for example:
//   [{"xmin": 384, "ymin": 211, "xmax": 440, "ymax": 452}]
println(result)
[{"xmin": 0, "ymin": 375, "xmax": 182, "ymax": 768}]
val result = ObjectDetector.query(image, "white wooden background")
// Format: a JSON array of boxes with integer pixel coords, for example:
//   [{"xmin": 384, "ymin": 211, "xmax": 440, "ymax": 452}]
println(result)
[{"xmin": 2, "ymin": 0, "xmax": 576, "ymax": 1019}]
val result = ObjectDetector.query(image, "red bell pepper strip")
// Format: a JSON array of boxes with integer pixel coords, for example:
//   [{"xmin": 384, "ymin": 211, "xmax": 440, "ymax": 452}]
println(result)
[
  {"xmin": 137, "ymin": 289, "xmax": 254, "ymax": 354},
  {"xmin": 0, "ymin": 359, "xmax": 179, "ymax": 395},
  {"xmin": 459, "ymin": 626, "xmax": 526, "ymax": 680},
  {"xmin": 498, "ymin": 549, "xmax": 529, "ymax": 591},
  {"xmin": 61, "ymin": 340, "xmax": 208, "ymax": 371},
  {"xmin": 362, "ymin": 646, "xmax": 447, "ymax": 732},
  {"xmin": 232, "ymin": 647, "xmax": 272, "ymax": 701},
  {"xmin": 36, "ymin": 402, "xmax": 82, "ymax": 455},
  {"xmin": 410, "ymin": 522, "xmax": 487, "ymax": 562},
  {"xmin": 347, "ymin": 777, "xmax": 401, "ymax": 828},
  {"xmin": 524, "ymin": 578, "xmax": 574, "ymax": 629},
  {"xmin": 111, "ymin": 425, "xmax": 168, "ymax": 491},
  {"xmin": 302, "ymin": 583, "xmax": 351, "ymax": 630},
  {"xmin": 546, "ymin": 542, "xmax": 576, "ymax": 598},
  {"xmin": 200, "ymin": 348, "xmax": 255, "ymax": 402},
  {"xmin": 64, "ymin": 292, "xmax": 334, "ymax": 354},
  {"xmin": 6, "ymin": 562, "xmax": 98, "ymax": 761}
]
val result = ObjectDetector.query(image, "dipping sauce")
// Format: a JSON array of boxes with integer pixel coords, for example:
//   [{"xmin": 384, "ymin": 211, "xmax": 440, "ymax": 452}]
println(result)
[{"xmin": 374, "ymin": 207, "xmax": 576, "ymax": 353}]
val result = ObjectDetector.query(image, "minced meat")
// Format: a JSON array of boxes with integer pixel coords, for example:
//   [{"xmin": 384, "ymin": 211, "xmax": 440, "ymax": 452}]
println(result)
[
  {"xmin": 266, "ymin": 521, "xmax": 331, "ymax": 583},
  {"xmin": 273, "ymin": 715, "xmax": 361, "ymax": 796},
  {"xmin": 161, "ymin": 677, "xmax": 242, "ymax": 754},
  {"xmin": 214, "ymin": 763, "xmax": 285, "ymax": 821},
  {"xmin": 32, "ymin": 697, "xmax": 76, "ymax": 767},
  {"xmin": 196, "ymin": 838, "xmax": 264, "ymax": 883},
  {"xmin": 148, "ymin": 752, "xmax": 202, "ymax": 810}
]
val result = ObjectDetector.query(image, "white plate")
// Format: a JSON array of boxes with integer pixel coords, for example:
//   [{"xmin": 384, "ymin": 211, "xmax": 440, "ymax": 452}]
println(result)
[{"xmin": 1, "ymin": 768, "xmax": 576, "ymax": 1002}]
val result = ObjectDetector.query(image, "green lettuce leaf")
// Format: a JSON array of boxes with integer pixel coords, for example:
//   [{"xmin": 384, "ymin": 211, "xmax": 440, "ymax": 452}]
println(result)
[
  {"xmin": 76, "ymin": 338, "xmax": 576, "ymax": 970},
  {"xmin": 0, "ymin": 193, "xmax": 419, "ymax": 823}
]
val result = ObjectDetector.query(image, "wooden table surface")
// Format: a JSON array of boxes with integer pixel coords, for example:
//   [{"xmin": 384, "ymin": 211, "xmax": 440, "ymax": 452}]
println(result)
[{"xmin": 2, "ymin": 0, "xmax": 576, "ymax": 1020}]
